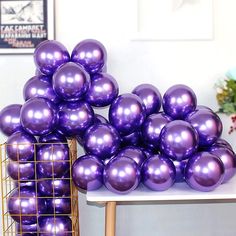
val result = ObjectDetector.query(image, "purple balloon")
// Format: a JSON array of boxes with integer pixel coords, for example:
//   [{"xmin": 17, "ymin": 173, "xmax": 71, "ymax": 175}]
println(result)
[
  {"xmin": 209, "ymin": 146, "xmax": 236, "ymax": 183},
  {"xmin": 173, "ymin": 159, "xmax": 187, "ymax": 182},
  {"xmin": 53, "ymin": 62, "xmax": 90, "ymax": 101},
  {"xmin": 117, "ymin": 146, "xmax": 147, "ymax": 167},
  {"xmin": 17, "ymin": 223, "xmax": 37, "ymax": 234},
  {"xmin": 34, "ymin": 40, "xmax": 70, "ymax": 75},
  {"xmin": 37, "ymin": 143, "xmax": 69, "ymax": 178},
  {"xmin": 15, "ymin": 181, "xmax": 36, "ymax": 188},
  {"xmin": 6, "ymin": 131, "xmax": 37, "ymax": 161},
  {"xmin": 160, "ymin": 120, "xmax": 199, "ymax": 161},
  {"xmin": 142, "ymin": 113, "xmax": 172, "ymax": 151},
  {"xmin": 0, "ymin": 104, "xmax": 22, "ymax": 136},
  {"xmin": 109, "ymin": 93, "xmax": 146, "ymax": 135},
  {"xmin": 163, "ymin": 84, "xmax": 197, "ymax": 119},
  {"xmin": 185, "ymin": 152, "xmax": 225, "ymax": 191},
  {"xmin": 84, "ymin": 123, "xmax": 120, "ymax": 159},
  {"xmin": 85, "ymin": 73, "xmax": 119, "ymax": 107},
  {"xmin": 57, "ymin": 101, "xmax": 94, "ymax": 137},
  {"xmin": 72, "ymin": 155, "xmax": 104, "ymax": 191},
  {"xmin": 104, "ymin": 156, "xmax": 140, "ymax": 194},
  {"xmin": 196, "ymin": 105, "xmax": 213, "ymax": 112},
  {"xmin": 94, "ymin": 114, "xmax": 109, "ymax": 124},
  {"xmin": 7, "ymin": 161, "xmax": 35, "ymax": 180},
  {"xmin": 38, "ymin": 216, "xmax": 72, "ymax": 236},
  {"xmin": 212, "ymin": 138, "xmax": 233, "ymax": 151},
  {"xmin": 186, "ymin": 110, "xmax": 222, "ymax": 147},
  {"xmin": 47, "ymin": 197, "xmax": 71, "ymax": 214},
  {"xmin": 23, "ymin": 75, "xmax": 60, "ymax": 103},
  {"xmin": 142, "ymin": 155, "xmax": 176, "ymax": 191},
  {"xmin": 38, "ymin": 132, "xmax": 67, "ymax": 144},
  {"xmin": 132, "ymin": 84, "xmax": 162, "ymax": 115},
  {"xmin": 121, "ymin": 131, "xmax": 141, "ymax": 147},
  {"xmin": 71, "ymin": 39, "xmax": 107, "ymax": 74},
  {"xmin": 20, "ymin": 98, "xmax": 57, "ymax": 136}
]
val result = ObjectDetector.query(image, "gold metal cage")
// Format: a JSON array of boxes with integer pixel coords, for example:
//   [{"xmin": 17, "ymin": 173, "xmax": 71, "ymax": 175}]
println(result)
[{"xmin": 0, "ymin": 138, "xmax": 80, "ymax": 236}]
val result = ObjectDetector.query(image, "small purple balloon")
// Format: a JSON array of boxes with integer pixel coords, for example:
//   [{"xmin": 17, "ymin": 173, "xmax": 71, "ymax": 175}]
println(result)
[
  {"xmin": 38, "ymin": 216, "xmax": 72, "ymax": 236},
  {"xmin": 6, "ymin": 131, "xmax": 37, "ymax": 161},
  {"xmin": 53, "ymin": 62, "xmax": 90, "ymax": 101},
  {"xmin": 121, "ymin": 131, "xmax": 141, "ymax": 147},
  {"xmin": 0, "ymin": 104, "xmax": 22, "ymax": 136},
  {"xmin": 85, "ymin": 73, "xmax": 119, "ymax": 107},
  {"xmin": 14, "ymin": 181, "xmax": 35, "ymax": 188},
  {"xmin": 196, "ymin": 105, "xmax": 213, "ymax": 112},
  {"xmin": 212, "ymin": 138, "xmax": 233, "ymax": 151},
  {"xmin": 186, "ymin": 109, "xmax": 222, "ymax": 147},
  {"xmin": 173, "ymin": 159, "xmax": 187, "ymax": 183},
  {"xmin": 104, "ymin": 156, "xmax": 141, "ymax": 194},
  {"xmin": 109, "ymin": 93, "xmax": 146, "ymax": 135},
  {"xmin": 72, "ymin": 155, "xmax": 104, "ymax": 191},
  {"xmin": 160, "ymin": 120, "xmax": 199, "ymax": 161},
  {"xmin": 57, "ymin": 101, "xmax": 94, "ymax": 137},
  {"xmin": 185, "ymin": 152, "xmax": 225, "ymax": 191},
  {"xmin": 71, "ymin": 39, "xmax": 107, "ymax": 74},
  {"xmin": 142, "ymin": 113, "xmax": 172, "ymax": 151},
  {"xmin": 47, "ymin": 197, "xmax": 71, "ymax": 214},
  {"xmin": 20, "ymin": 97, "xmax": 57, "ymax": 136},
  {"xmin": 163, "ymin": 84, "xmax": 197, "ymax": 119},
  {"xmin": 38, "ymin": 132, "xmax": 67, "ymax": 144},
  {"xmin": 17, "ymin": 223, "xmax": 37, "ymax": 234},
  {"xmin": 84, "ymin": 123, "xmax": 120, "ymax": 159},
  {"xmin": 34, "ymin": 40, "xmax": 70, "ymax": 75},
  {"xmin": 23, "ymin": 75, "xmax": 60, "ymax": 103},
  {"xmin": 94, "ymin": 114, "xmax": 109, "ymax": 124},
  {"xmin": 132, "ymin": 84, "xmax": 162, "ymax": 115}
]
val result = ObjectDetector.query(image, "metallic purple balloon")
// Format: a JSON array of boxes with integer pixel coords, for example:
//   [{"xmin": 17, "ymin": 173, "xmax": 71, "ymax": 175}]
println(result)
[
  {"xmin": 85, "ymin": 73, "xmax": 119, "ymax": 107},
  {"xmin": 185, "ymin": 152, "xmax": 225, "ymax": 191},
  {"xmin": 38, "ymin": 216, "xmax": 72, "ymax": 236},
  {"xmin": 84, "ymin": 123, "xmax": 120, "ymax": 159},
  {"xmin": 121, "ymin": 131, "xmax": 141, "ymax": 147},
  {"xmin": 173, "ymin": 159, "xmax": 187, "ymax": 182},
  {"xmin": 0, "ymin": 104, "xmax": 22, "ymax": 136},
  {"xmin": 57, "ymin": 101, "xmax": 94, "ymax": 137},
  {"xmin": 17, "ymin": 223, "xmax": 37, "ymax": 234},
  {"xmin": 20, "ymin": 98, "xmax": 57, "ymax": 136},
  {"xmin": 104, "ymin": 156, "xmax": 141, "ymax": 194},
  {"xmin": 7, "ymin": 161, "xmax": 35, "ymax": 180},
  {"xmin": 209, "ymin": 146, "xmax": 236, "ymax": 183},
  {"xmin": 34, "ymin": 40, "xmax": 70, "ymax": 75},
  {"xmin": 6, "ymin": 131, "xmax": 37, "ymax": 161},
  {"xmin": 38, "ymin": 132, "xmax": 67, "ymax": 143},
  {"xmin": 47, "ymin": 197, "xmax": 71, "ymax": 214},
  {"xmin": 15, "ymin": 181, "xmax": 36, "ymax": 188},
  {"xmin": 72, "ymin": 155, "xmax": 104, "ymax": 191},
  {"xmin": 160, "ymin": 120, "xmax": 199, "ymax": 161},
  {"xmin": 196, "ymin": 105, "xmax": 213, "ymax": 112},
  {"xmin": 186, "ymin": 110, "xmax": 222, "ymax": 147},
  {"xmin": 71, "ymin": 39, "xmax": 107, "ymax": 74},
  {"xmin": 23, "ymin": 75, "xmax": 60, "ymax": 103},
  {"xmin": 117, "ymin": 146, "xmax": 147, "ymax": 167},
  {"xmin": 94, "ymin": 114, "xmax": 109, "ymax": 124},
  {"xmin": 37, "ymin": 179, "xmax": 71, "ymax": 197},
  {"xmin": 142, "ymin": 113, "xmax": 172, "ymax": 151},
  {"xmin": 212, "ymin": 138, "xmax": 233, "ymax": 151},
  {"xmin": 53, "ymin": 62, "xmax": 90, "ymax": 101},
  {"xmin": 142, "ymin": 155, "xmax": 176, "ymax": 191},
  {"xmin": 163, "ymin": 84, "xmax": 197, "ymax": 119},
  {"xmin": 109, "ymin": 93, "xmax": 146, "ymax": 135},
  {"xmin": 37, "ymin": 144, "xmax": 69, "ymax": 178},
  {"xmin": 132, "ymin": 84, "xmax": 162, "ymax": 115}
]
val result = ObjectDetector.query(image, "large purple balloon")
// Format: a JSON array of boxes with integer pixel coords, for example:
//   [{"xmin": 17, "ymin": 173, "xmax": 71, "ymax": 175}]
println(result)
[
  {"xmin": 23, "ymin": 75, "xmax": 60, "ymax": 103},
  {"xmin": 53, "ymin": 62, "xmax": 90, "ymax": 101},
  {"xmin": 185, "ymin": 152, "xmax": 225, "ymax": 191},
  {"xmin": 72, "ymin": 155, "xmax": 104, "ymax": 191},
  {"xmin": 94, "ymin": 114, "xmax": 109, "ymax": 124},
  {"xmin": 0, "ymin": 104, "xmax": 22, "ymax": 136},
  {"xmin": 173, "ymin": 159, "xmax": 187, "ymax": 183},
  {"xmin": 38, "ymin": 132, "xmax": 67, "ymax": 144},
  {"xmin": 142, "ymin": 155, "xmax": 176, "ymax": 191},
  {"xmin": 20, "ymin": 98, "xmax": 57, "ymax": 136},
  {"xmin": 160, "ymin": 120, "xmax": 199, "ymax": 161},
  {"xmin": 17, "ymin": 223, "xmax": 37, "ymax": 234},
  {"xmin": 186, "ymin": 109, "xmax": 222, "ymax": 147},
  {"xmin": 71, "ymin": 39, "xmax": 107, "ymax": 74},
  {"xmin": 142, "ymin": 113, "xmax": 172, "ymax": 151},
  {"xmin": 84, "ymin": 123, "xmax": 120, "ymax": 159},
  {"xmin": 209, "ymin": 146, "xmax": 236, "ymax": 183},
  {"xmin": 34, "ymin": 40, "xmax": 70, "ymax": 75},
  {"xmin": 163, "ymin": 84, "xmax": 197, "ymax": 119},
  {"xmin": 132, "ymin": 84, "xmax": 162, "ymax": 115},
  {"xmin": 6, "ymin": 131, "xmax": 37, "ymax": 161},
  {"xmin": 85, "ymin": 73, "xmax": 119, "ymax": 107},
  {"xmin": 38, "ymin": 216, "xmax": 72, "ymax": 236},
  {"xmin": 37, "ymin": 144, "xmax": 69, "ymax": 178},
  {"xmin": 109, "ymin": 93, "xmax": 146, "ymax": 135},
  {"xmin": 121, "ymin": 131, "xmax": 141, "ymax": 147},
  {"xmin": 104, "ymin": 156, "xmax": 140, "ymax": 194},
  {"xmin": 47, "ymin": 197, "xmax": 71, "ymax": 214},
  {"xmin": 57, "ymin": 101, "xmax": 94, "ymax": 137}
]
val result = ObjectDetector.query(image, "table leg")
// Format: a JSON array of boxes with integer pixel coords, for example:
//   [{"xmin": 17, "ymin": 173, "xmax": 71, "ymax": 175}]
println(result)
[{"xmin": 105, "ymin": 201, "xmax": 117, "ymax": 236}]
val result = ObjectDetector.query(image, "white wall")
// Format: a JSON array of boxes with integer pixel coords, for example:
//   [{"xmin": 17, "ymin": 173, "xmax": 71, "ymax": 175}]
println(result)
[{"xmin": 1, "ymin": 0, "xmax": 236, "ymax": 235}]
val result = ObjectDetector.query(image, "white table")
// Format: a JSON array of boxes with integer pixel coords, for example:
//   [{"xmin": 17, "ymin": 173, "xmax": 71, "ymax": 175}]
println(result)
[{"xmin": 87, "ymin": 177, "xmax": 236, "ymax": 236}]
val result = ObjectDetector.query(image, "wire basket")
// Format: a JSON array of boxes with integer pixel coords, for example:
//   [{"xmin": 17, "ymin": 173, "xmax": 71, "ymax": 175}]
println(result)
[{"xmin": 0, "ymin": 138, "xmax": 80, "ymax": 236}]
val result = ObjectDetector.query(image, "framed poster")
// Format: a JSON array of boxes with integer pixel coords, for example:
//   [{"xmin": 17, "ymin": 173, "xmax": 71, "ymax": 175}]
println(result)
[{"xmin": 0, "ymin": 0, "xmax": 54, "ymax": 54}]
